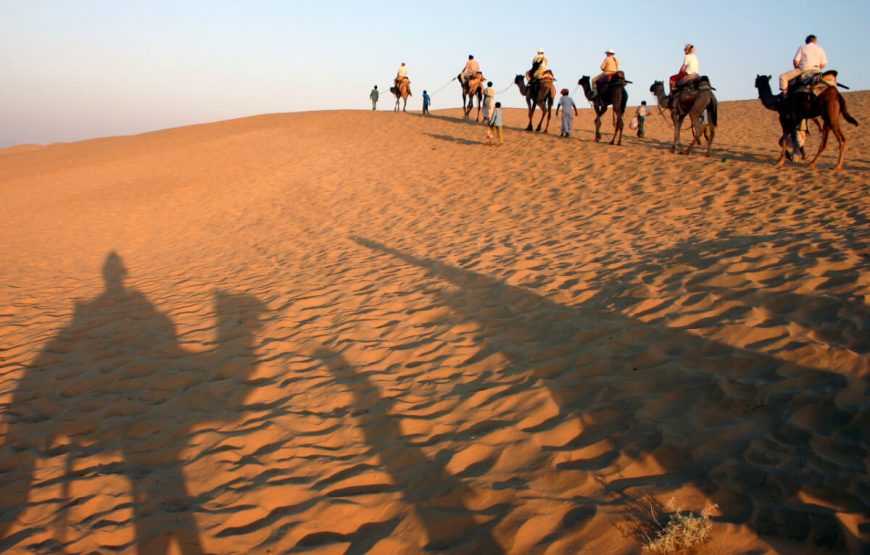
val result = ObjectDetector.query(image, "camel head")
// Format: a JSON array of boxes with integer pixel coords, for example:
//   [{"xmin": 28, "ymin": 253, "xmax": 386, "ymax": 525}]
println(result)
[
  {"xmin": 578, "ymin": 75, "xmax": 590, "ymax": 86},
  {"xmin": 754, "ymin": 74, "xmax": 771, "ymax": 90},
  {"xmin": 514, "ymin": 74, "xmax": 525, "ymax": 86},
  {"xmin": 649, "ymin": 81, "xmax": 664, "ymax": 94},
  {"xmin": 204, "ymin": 290, "xmax": 269, "ymax": 409}
]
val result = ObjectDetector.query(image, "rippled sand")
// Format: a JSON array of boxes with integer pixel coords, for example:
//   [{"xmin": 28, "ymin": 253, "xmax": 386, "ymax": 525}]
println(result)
[{"xmin": 1, "ymin": 92, "xmax": 868, "ymax": 554}]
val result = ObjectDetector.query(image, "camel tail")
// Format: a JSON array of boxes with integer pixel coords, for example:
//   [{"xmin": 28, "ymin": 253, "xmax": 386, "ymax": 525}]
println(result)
[
  {"xmin": 839, "ymin": 94, "xmax": 858, "ymax": 126},
  {"xmin": 708, "ymin": 96, "xmax": 719, "ymax": 128}
]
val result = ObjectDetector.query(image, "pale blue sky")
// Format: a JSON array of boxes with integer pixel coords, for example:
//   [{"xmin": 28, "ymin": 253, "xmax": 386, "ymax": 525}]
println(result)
[{"xmin": 1, "ymin": 0, "xmax": 868, "ymax": 146}]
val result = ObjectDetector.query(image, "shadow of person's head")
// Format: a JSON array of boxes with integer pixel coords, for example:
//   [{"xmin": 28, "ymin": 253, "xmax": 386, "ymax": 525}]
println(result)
[{"xmin": 102, "ymin": 251, "xmax": 128, "ymax": 293}]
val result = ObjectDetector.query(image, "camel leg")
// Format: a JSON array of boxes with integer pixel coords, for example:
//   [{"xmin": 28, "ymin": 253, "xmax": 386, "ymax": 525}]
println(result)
[
  {"xmin": 536, "ymin": 104, "xmax": 546, "ymax": 132},
  {"xmin": 683, "ymin": 114, "xmax": 701, "ymax": 155},
  {"xmin": 807, "ymin": 125, "xmax": 830, "ymax": 169},
  {"xmin": 705, "ymin": 124, "xmax": 715, "ymax": 157},
  {"xmin": 831, "ymin": 124, "xmax": 847, "ymax": 171},
  {"xmin": 611, "ymin": 110, "xmax": 623, "ymax": 146},
  {"xmin": 673, "ymin": 114, "xmax": 684, "ymax": 153},
  {"xmin": 543, "ymin": 105, "xmax": 551, "ymax": 133},
  {"xmin": 526, "ymin": 101, "xmax": 534, "ymax": 131},
  {"xmin": 776, "ymin": 132, "xmax": 791, "ymax": 166}
]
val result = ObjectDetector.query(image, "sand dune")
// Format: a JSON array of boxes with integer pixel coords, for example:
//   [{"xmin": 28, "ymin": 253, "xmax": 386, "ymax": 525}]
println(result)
[{"xmin": 1, "ymin": 92, "xmax": 868, "ymax": 554}]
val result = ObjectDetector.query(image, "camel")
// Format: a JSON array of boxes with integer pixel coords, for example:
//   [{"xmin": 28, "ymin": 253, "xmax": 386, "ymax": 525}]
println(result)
[
  {"xmin": 514, "ymin": 73, "xmax": 556, "ymax": 132},
  {"xmin": 391, "ymin": 78, "xmax": 412, "ymax": 112},
  {"xmin": 649, "ymin": 79, "xmax": 718, "ymax": 156},
  {"xmin": 754, "ymin": 74, "xmax": 858, "ymax": 171},
  {"xmin": 578, "ymin": 72, "xmax": 630, "ymax": 145},
  {"xmin": 460, "ymin": 72, "xmax": 484, "ymax": 121}
]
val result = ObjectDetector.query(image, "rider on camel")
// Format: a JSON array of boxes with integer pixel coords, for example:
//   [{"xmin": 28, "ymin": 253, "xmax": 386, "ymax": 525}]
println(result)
[
  {"xmin": 668, "ymin": 44, "xmax": 699, "ymax": 106},
  {"xmin": 395, "ymin": 62, "xmax": 409, "ymax": 88},
  {"xmin": 528, "ymin": 48, "xmax": 549, "ymax": 97},
  {"xmin": 460, "ymin": 55, "xmax": 481, "ymax": 84},
  {"xmin": 778, "ymin": 35, "xmax": 827, "ymax": 98},
  {"xmin": 591, "ymin": 49, "xmax": 619, "ymax": 99}
]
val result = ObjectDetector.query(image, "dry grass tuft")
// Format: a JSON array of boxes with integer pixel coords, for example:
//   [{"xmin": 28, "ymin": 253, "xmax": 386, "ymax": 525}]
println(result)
[{"xmin": 617, "ymin": 496, "xmax": 718, "ymax": 553}]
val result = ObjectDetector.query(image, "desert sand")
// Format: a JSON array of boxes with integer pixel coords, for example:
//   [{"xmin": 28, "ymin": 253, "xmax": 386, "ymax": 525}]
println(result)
[{"xmin": 1, "ymin": 91, "xmax": 868, "ymax": 554}]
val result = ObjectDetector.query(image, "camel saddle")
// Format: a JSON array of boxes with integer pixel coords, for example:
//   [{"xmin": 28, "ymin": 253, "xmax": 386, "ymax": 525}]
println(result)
[
  {"xmin": 787, "ymin": 70, "xmax": 837, "ymax": 96},
  {"xmin": 674, "ymin": 75, "xmax": 714, "ymax": 94},
  {"xmin": 463, "ymin": 71, "xmax": 485, "ymax": 91},
  {"xmin": 599, "ymin": 71, "xmax": 627, "ymax": 93},
  {"xmin": 529, "ymin": 70, "xmax": 555, "ymax": 97}
]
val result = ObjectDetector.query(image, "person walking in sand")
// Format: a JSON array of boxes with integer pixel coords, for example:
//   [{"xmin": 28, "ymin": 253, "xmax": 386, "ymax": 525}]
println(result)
[
  {"xmin": 487, "ymin": 101, "xmax": 504, "ymax": 146},
  {"xmin": 555, "ymin": 88, "xmax": 578, "ymax": 137},
  {"xmin": 635, "ymin": 100, "xmax": 648, "ymax": 138},
  {"xmin": 422, "ymin": 90, "xmax": 431, "ymax": 115},
  {"xmin": 482, "ymin": 81, "xmax": 495, "ymax": 122},
  {"xmin": 370, "ymin": 85, "xmax": 379, "ymax": 110}
]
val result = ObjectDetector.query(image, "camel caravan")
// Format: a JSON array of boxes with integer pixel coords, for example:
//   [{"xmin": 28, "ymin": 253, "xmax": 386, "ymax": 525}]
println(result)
[{"xmin": 388, "ymin": 35, "xmax": 857, "ymax": 170}]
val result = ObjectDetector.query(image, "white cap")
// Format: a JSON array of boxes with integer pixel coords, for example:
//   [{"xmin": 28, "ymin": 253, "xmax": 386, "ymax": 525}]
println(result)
[
  {"xmin": 537, "ymin": 48, "xmax": 544, "ymax": 54},
  {"xmin": 605, "ymin": 49, "xmax": 615, "ymax": 54}
]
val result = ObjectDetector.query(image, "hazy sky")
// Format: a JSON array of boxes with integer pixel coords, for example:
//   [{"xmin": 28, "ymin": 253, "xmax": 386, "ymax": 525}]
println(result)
[{"xmin": 2, "ymin": 0, "xmax": 868, "ymax": 146}]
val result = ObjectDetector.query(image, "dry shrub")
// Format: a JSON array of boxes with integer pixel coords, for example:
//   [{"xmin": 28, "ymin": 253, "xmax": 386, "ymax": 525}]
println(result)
[{"xmin": 617, "ymin": 496, "xmax": 718, "ymax": 553}]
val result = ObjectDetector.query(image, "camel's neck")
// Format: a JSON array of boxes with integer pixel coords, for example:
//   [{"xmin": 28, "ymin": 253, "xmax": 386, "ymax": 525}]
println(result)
[
  {"xmin": 756, "ymin": 80, "xmax": 779, "ymax": 111},
  {"xmin": 515, "ymin": 80, "xmax": 527, "ymax": 96},
  {"xmin": 652, "ymin": 86, "xmax": 668, "ymax": 106},
  {"xmin": 580, "ymin": 81, "xmax": 594, "ymax": 101}
]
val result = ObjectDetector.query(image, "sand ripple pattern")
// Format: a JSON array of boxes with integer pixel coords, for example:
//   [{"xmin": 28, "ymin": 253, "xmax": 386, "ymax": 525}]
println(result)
[{"xmin": 1, "ymin": 95, "xmax": 869, "ymax": 553}]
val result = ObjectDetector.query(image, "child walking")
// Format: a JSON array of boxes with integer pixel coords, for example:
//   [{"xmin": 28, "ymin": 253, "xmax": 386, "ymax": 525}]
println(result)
[
  {"xmin": 635, "ymin": 100, "xmax": 648, "ymax": 138},
  {"xmin": 487, "ymin": 102, "xmax": 504, "ymax": 146},
  {"xmin": 422, "ymin": 90, "xmax": 431, "ymax": 115}
]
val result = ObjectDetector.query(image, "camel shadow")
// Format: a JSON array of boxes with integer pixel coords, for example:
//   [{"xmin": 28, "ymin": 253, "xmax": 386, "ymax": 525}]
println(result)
[
  {"xmin": 0, "ymin": 252, "xmax": 267, "ymax": 554},
  {"xmin": 350, "ymin": 236, "xmax": 867, "ymax": 551}
]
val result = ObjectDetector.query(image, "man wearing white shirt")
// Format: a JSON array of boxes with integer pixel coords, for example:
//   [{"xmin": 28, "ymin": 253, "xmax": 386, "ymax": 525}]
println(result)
[
  {"xmin": 669, "ymin": 43, "xmax": 699, "ymax": 94},
  {"xmin": 779, "ymin": 35, "xmax": 827, "ymax": 96}
]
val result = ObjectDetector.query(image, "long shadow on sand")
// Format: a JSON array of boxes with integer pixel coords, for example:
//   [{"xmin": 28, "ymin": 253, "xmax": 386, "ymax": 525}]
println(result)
[
  {"xmin": 0, "ymin": 252, "xmax": 267, "ymax": 554},
  {"xmin": 311, "ymin": 345, "xmax": 506, "ymax": 553},
  {"xmin": 425, "ymin": 132, "xmax": 486, "ymax": 146},
  {"xmin": 352, "ymin": 236, "xmax": 868, "ymax": 551}
]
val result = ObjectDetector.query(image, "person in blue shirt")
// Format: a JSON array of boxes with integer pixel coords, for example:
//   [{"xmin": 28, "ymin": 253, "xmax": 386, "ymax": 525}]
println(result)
[{"xmin": 422, "ymin": 90, "xmax": 431, "ymax": 115}]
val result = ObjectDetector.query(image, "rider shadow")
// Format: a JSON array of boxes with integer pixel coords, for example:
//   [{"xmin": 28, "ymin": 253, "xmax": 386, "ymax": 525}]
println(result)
[
  {"xmin": 310, "ymin": 344, "xmax": 506, "ymax": 553},
  {"xmin": 351, "ymin": 236, "xmax": 866, "ymax": 550},
  {"xmin": 0, "ymin": 252, "xmax": 267, "ymax": 554}
]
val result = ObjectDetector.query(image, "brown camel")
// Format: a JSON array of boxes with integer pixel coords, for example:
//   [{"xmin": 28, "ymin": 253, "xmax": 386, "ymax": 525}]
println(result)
[
  {"xmin": 649, "ymin": 79, "xmax": 717, "ymax": 156},
  {"xmin": 514, "ymin": 73, "xmax": 556, "ymax": 132},
  {"xmin": 390, "ymin": 78, "xmax": 412, "ymax": 112},
  {"xmin": 578, "ymin": 72, "xmax": 630, "ymax": 146},
  {"xmin": 460, "ymin": 71, "xmax": 485, "ymax": 121},
  {"xmin": 753, "ymin": 73, "xmax": 858, "ymax": 171}
]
